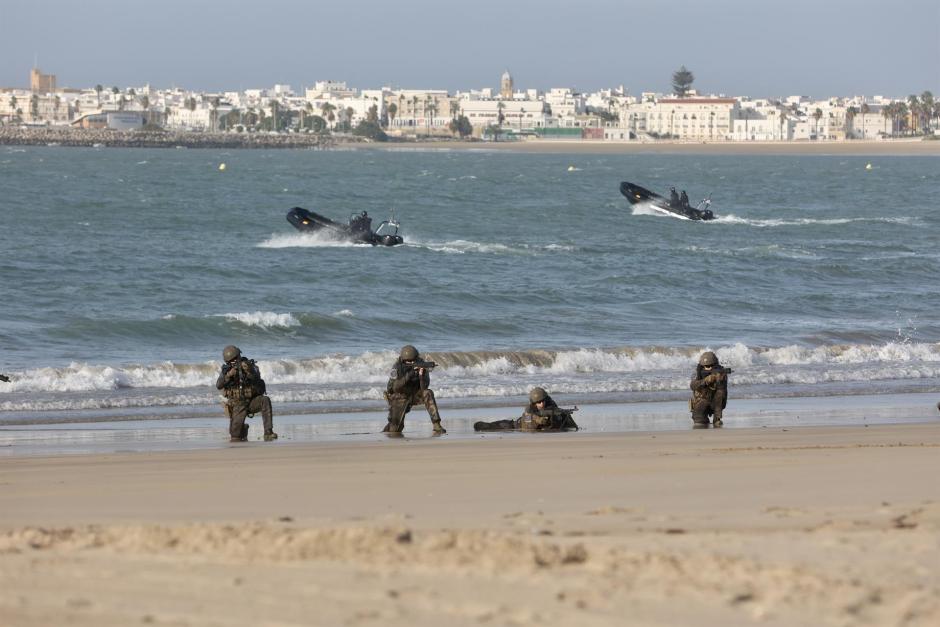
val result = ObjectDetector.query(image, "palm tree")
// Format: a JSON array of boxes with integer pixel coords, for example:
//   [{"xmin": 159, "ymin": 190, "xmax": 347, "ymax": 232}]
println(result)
[
  {"xmin": 896, "ymin": 102, "xmax": 909, "ymax": 136},
  {"xmin": 141, "ymin": 95, "xmax": 150, "ymax": 122},
  {"xmin": 907, "ymin": 95, "xmax": 920, "ymax": 135},
  {"xmin": 29, "ymin": 94, "xmax": 40, "ymax": 121},
  {"xmin": 269, "ymin": 99, "xmax": 279, "ymax": 132},
  {"xmin": 411, "ymin": 95, "xmax": 419, "ymax": 128},
  {"xmin": 919, "ymin": 91, "xmax": 934, "ymax": 134},
  {"xmin": 302, "ymin": 102, "xmax": 313, "ymax": 130},
  {"xmin": 95, "ymin": 84, "xmax": 103, "ymax": 109},
  {"xmin": 426, "ymin": 97, "xmax": 438, "ymax": 135},
  {"xmin": 319, "ymin": 102, "xmax": 336, "ymax": 130},
  {"xmin": 845, "ymin": 106, "xmax": 857, "ymax": 139},
  {"xmin": 881, "ymin": 103, "xmax": 893, "ymax": 137},
  {"xmin": 387, "ymin": 102, "xmax": 398, "ymax": 128},
  {"xmin": 813, "ymin": 108, "xmax": 823, "ymax": 139},
  {"xmin": 496, "ymin": 101, "xmax": 506, "ymax": 140},
  {"xmin": 778, "ymin": 109, "xmax": 787, "ymax": 140},
  {"xmin": 210, "ymin": 97, "xmax": 220, "ymax": 131}
]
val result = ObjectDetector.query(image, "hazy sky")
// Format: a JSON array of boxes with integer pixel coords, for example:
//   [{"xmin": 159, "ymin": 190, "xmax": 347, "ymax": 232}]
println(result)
[{"xmin": 3, "ymin": 0, "xmax": 938, "ymax": 98}]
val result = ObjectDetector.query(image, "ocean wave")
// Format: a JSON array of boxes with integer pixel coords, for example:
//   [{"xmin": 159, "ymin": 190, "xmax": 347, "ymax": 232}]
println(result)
[
  {"xmin": 3, "ymin": 342, "xmax": 940, "ymax": 398},
  {"xmin": 217, "ymin": 311, "xmax": 301, "ymax": 329}
]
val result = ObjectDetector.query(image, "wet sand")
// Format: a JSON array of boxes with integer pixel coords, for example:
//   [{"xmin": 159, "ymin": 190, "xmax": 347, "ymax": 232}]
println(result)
[{"xmin": 0, "ymin": 420, "xmax": 937, "ymax": 626}]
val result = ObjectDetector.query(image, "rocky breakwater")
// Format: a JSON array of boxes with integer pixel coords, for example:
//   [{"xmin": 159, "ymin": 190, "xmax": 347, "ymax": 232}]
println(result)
[{"xmin": 0, "ymin": 126, "xmax": 343, "ymax": 149}]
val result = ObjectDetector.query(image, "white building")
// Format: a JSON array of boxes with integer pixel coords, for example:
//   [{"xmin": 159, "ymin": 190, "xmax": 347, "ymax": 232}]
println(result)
[
  {"xmin": 458, "ymin": 98, "xmax": 548, "ymax": 133},
  {"xmin": 628, "ymin": 97, "xmax": 737, "ymax": 140}
]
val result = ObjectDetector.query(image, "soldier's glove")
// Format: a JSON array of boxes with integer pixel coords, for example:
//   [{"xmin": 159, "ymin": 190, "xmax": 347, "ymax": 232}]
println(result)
[
  {"xmin": 703, "ymin": 373, "xmax": 719, "ymax": 385},
  {"xmin": 404, "ymin": 368, "xmax": 419, "ymax": 382}
]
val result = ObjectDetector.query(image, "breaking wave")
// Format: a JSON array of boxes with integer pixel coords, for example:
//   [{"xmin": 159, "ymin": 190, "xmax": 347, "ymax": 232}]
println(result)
[
  {"xmin": 3, "ymin": 341, "xmax": 940, "ymax": 405},
  {"xmin": 216, "ymin": 312, "xmax": 301, "ymax": 329}
]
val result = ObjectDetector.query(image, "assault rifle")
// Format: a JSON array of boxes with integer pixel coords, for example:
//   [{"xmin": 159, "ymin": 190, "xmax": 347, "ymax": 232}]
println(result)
[
  {"xmin": 404, "ymin": 360, "xmax": 437, "ymax": 391},
  {"xmin": 0, "ymin": 374, "xmax": 10, "ymax": 383},
  {"xmin": 222, "ymin": 358, "xmax": 247, "ymax": 389}
]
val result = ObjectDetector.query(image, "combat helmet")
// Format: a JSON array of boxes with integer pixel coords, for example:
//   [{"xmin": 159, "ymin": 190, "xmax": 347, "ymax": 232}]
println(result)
[
  {"xmin": 528, "ymin": 387, "xmax": 548, "ymax": 403},
  {"xmin": 399, "ymin": 345, "xmax": 420, "ymax": 361},
  {"xmin": 223, "ymin": 345, "xmax": 242, "ymax": 362},
  {"xmin": 698, "ymin": 351, "xmax": 719, "ymax": 367}
]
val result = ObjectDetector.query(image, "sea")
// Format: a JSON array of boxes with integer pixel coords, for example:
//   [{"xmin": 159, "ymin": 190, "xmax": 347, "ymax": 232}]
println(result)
[{"xmin": 1, "ymin": 144, "xmax": 939, "ymax": 448}]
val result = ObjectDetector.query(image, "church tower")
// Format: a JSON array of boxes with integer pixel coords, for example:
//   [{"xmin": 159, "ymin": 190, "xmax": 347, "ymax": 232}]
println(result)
[{"xmin": 500, "ymin": 70, "xmax": 513, "ymax": 99}]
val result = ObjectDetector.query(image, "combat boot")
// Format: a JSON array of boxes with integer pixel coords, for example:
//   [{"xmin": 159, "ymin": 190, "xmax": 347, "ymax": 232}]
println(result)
[
  {"xmin": 432, "ymin": 420, "xmax": 446, "ymax": 434},
  {"xmin": 263, "ymin": 432, "xmax": 278, "ymax": 441},
  {"xmin": 230, "ymin": 424, "xmax": 249, "ymax": 442}
]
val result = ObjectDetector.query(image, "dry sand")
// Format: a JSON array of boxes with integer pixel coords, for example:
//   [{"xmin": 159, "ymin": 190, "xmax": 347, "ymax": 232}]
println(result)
[
  {"xmin": 370, "ymin": 138, "xmax": 940, "ymax": 156},
  {"xmin": 1, "ymin": 424, "xmax": 938, "ymax": 626}
]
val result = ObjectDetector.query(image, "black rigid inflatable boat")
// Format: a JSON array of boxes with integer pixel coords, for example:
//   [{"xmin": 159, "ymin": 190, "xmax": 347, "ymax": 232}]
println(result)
[
  {"xmin": 620, "ymin": 182, "xmax": 716, "ymax": 221},
  {"xmin": 286, "ymin": 207, "xmax": 404, "ymax": 246}
]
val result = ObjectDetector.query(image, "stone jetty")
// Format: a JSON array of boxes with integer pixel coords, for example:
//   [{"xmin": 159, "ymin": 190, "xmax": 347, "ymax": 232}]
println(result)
[{"xmin": 0, "ymin": 126, "xmax": 343, "ymax": 149}]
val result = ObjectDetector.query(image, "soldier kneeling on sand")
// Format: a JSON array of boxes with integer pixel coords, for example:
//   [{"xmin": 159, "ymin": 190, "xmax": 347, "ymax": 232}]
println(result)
[
  {"xmin": 216, "ymin": 345, "xmax": 278, "ymax": 442},
  {"xmin": 474, "ymin": 387, "xmax": 579, "ymax": 432},
  {"xmin": 690, "ymin": 351, "xmax": 731, "ymax": 427},
  {"xmin": 383, "ymin": 345, "xmax": 446, "ymax": 434}
]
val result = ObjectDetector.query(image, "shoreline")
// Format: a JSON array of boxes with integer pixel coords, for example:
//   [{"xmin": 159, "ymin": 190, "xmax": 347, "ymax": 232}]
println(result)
[
  {"xmin": 2, "ymin": 391, "xmax": 937, "ymax": 458},
  {"xmin": 1, "ymin": 422, "xmax": 937, "ymax": 626},
  {"xmin": 2, "ymin": 126, "xmax": 938, "ymax": 154}
]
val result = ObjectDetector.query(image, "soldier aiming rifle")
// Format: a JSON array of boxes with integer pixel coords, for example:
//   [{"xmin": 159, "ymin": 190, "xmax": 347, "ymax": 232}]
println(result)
[{"xmin": 383, "ymin": 345, "xmax": 446, "ymax": 434}]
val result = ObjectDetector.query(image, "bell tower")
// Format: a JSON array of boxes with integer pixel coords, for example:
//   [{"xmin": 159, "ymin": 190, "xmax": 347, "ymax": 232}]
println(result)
[{"xmin": 500, "ymin": 70, "xmax": 513, "ymax": 99}]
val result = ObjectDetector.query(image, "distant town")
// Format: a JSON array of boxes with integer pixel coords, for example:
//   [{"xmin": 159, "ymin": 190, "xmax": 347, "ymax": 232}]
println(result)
[{"xmin": 1, "ymin": 67, "xmax": 938, "ymax": 143}]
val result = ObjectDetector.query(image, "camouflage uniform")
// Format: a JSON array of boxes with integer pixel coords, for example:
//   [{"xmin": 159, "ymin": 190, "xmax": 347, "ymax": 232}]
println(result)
[
  {"xmin": 690, "ymin": 362, "xmax": 728, "ymax": 426},
  {"xmin": 383, "ymin": 358, "xmax": 445, "ymax": 434},
  {"xmin": 216, "ymin": 356, "xmax": 276, "ymax": 441},
  {"xmin": 475, "ymin": 393, "xmax": 579, "ymax": 432}
]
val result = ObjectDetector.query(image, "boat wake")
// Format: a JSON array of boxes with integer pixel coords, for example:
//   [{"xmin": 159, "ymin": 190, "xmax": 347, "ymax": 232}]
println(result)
[{"xmin": 256, "ymin": 232, "xmax": 366, "ymax": 248}]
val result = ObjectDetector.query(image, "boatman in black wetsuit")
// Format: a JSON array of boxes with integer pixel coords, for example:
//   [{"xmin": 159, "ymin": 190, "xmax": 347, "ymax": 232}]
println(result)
[
  {"xmin": 669, "ymin": 187, "xmax": 680, "ymax": 207},
  {"xmin": 679, "ymin": 190, "xmax": 690, "ymax": 208}
]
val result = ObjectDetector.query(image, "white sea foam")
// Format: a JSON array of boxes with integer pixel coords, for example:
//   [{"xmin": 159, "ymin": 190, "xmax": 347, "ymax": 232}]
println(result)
[
  {"xmin": 631, "ymin": 202, "xmax": 690, "ymax": 220},
  {"xmin": 334, "ymin": 309, "xmax": 355, "ymax": 317},
  {"xmin": 217, "ymin": 312, "xmax": 301, "ymax": 328},
  {"xmin": 3, "ymin": 343, "xmax": 940, "ymax": 403},
  {"xmin": 715, "ymin": 215, "xmax": 917, "ymax": 228},
  {"xmin": 256, "ymin": 232, "xmax": 363, "ymax": 248},
  {"xmin": 406, "ymin": 239, "xmax": 574, "ymax": 255}
]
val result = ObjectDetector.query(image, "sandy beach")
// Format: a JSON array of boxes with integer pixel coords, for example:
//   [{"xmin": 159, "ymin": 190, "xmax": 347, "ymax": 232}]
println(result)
[
  {"xmin": 1, "ymin": 421, "xmax": 937, "ymax": 626},
  {"xmin": 368, "ymin": 138, "xmax": 940, "ymax": 156}
]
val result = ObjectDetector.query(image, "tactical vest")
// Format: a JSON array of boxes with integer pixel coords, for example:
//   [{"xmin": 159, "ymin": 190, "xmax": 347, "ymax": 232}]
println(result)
[{"xmin": 222, "ymin": 359, "xmax": 262, "ymax": 401}]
